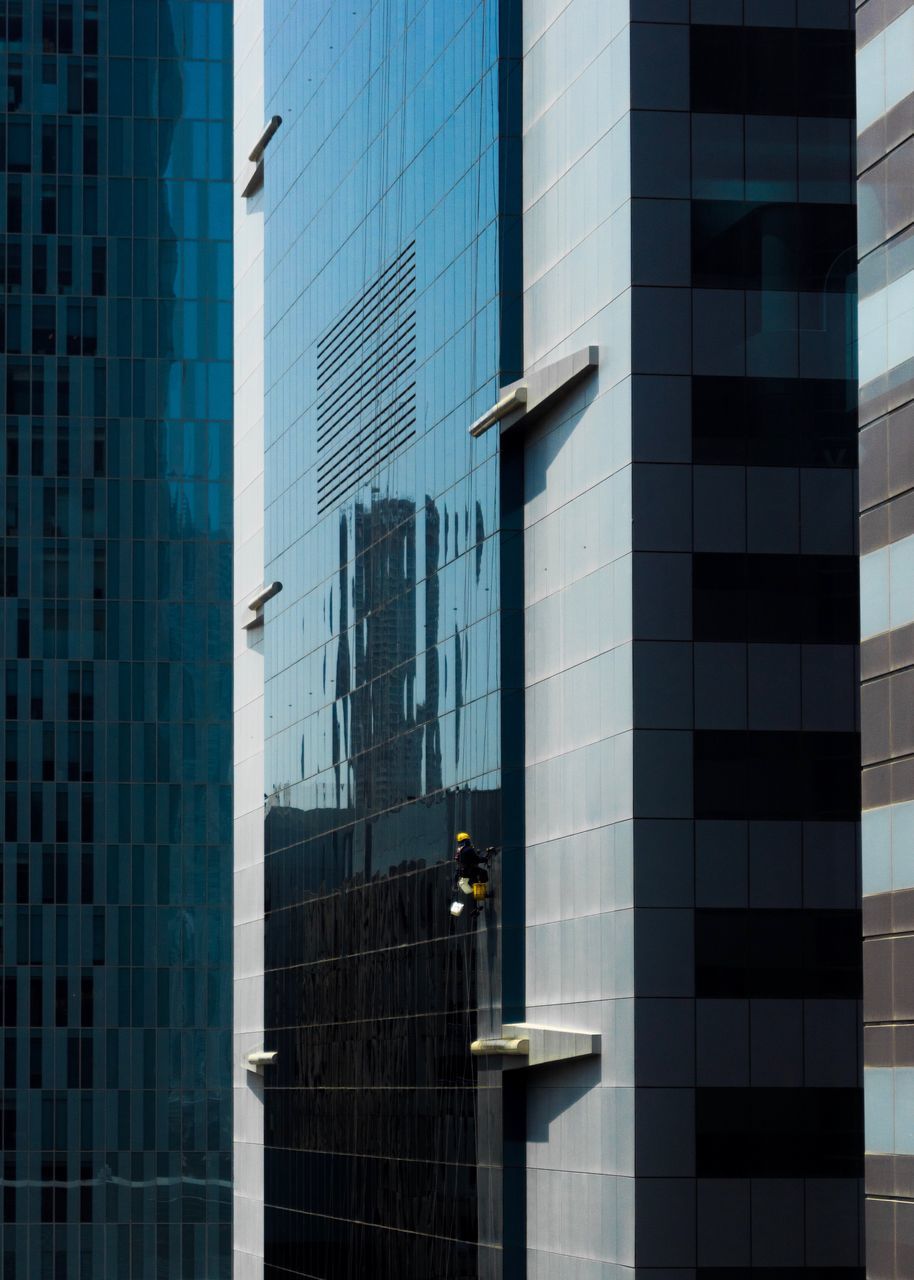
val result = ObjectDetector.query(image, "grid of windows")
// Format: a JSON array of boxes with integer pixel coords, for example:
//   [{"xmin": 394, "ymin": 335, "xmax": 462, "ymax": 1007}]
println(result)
[
  {"xmin": 627, "ymin": 7, "xmax": 861, "ymax": 1271},
  {"xmin": 260, "ymin": 1, "xmax": 522, "ymax": 1275},
  {"xmin": 683, "ymin": 8, "xmax": 861, "ymax": 1214},
  {"xmin": 0, "ymin": 2, "xmax": 232, "ymax": 1277}
]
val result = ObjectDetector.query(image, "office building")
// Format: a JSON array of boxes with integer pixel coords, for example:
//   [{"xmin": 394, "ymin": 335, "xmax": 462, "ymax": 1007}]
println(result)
[
  {"xmin": 0, "ymin": 2, "xmax": 233, "ymax": 1276},
  {"xmin": 857, "ymin": 0, "xmax": 914, "ymax": 1274},
  {"xmin": 234, "ymin": 2, "xmax": 862, "ymax": 1277}
]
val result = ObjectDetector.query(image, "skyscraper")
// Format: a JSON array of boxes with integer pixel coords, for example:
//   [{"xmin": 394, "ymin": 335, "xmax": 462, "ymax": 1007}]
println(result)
[
  {"xmin": 857, "ymin": 1, "xmax": 914, "ymax": 1273},
  {"xmin": 0, "ymin": 2, "xmax": 233, "ymax": 1276},
  {"xmin": 234, "ymin": 2, "xmax": 862, "ymax": 1277}
]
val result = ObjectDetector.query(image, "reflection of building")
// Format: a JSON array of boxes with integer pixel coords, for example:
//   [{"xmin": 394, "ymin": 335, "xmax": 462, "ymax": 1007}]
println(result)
[
  {"xmin": 421, "ymin": 498, "xmax": 444, "ymax": 795},
  {"xmin": 234, "ymin": 5, "xmax": 862, "ymax": 1279},
  {"xmin": 332, "ymin": 495, "xmax": 446, "ymax": 817},
  {"xmin": 857, "ymin": 3, "xmax": 914, "ymax": 1270},
  {"xmin": 349, "ymin": 498, "xmax": 420, "ymax": 814},
  {"xmin": 234, "ymin": 0, "xmax": 518, "ymax": 1264},
  {"xmin": 0, "ymin": 3, "xmax": 233, "ymax": 1276}
]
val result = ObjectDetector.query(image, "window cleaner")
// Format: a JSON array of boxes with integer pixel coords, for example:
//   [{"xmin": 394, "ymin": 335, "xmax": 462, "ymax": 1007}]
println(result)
[{"xmin": 449, "ymin": 832, "xmax": 497, "ymax": 918}]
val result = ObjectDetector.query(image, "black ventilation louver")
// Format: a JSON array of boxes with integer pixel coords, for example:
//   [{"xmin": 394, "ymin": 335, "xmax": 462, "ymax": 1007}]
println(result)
[{"xmin": 315, "ymin": 243, "xmax": 417, "ymax": 514}]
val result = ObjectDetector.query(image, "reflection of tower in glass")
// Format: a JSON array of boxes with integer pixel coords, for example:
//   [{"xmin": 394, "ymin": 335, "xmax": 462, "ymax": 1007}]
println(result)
[
  {"xmin": 332, "ymin": 512, "xmax": 351, "ymax": 807},
  {"xmin": 420, "ymin": 496, "xmax": 443, "ymax": 794},
  {"xmin": 331, "ymin": 494, "xmax": 446, "ymax": 815},
  {"xmin": 350, "ymin": 496, "xmax": 419, "ymax": 815}
]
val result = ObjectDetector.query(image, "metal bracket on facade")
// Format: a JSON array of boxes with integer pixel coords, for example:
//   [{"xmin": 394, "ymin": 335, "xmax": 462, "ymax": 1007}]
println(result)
[
  {"xmin": 470, "ymin": 1035, "xmax": 530, "ymax": 1056},
  {"xmin": 242, "ymin": 580, "xmax": 283, "ymax": 631},
  {"xmin": 244, "ymin": 1048, "xmax": 278, "ymax": 1075},
  {"xmin": 242, "ymin": 115, "xmax": 283, "ymax": 198},
  {"xmin": 468, "ymin": 346, "xmax": 599, "ymax": 439},
  {"xmin": 470, "ymin": 1023, "xmax": 600, "ymax": 1069},
  {"xmin": 468, "ymin": 384, "xmax": 528, "ymax": 437}
]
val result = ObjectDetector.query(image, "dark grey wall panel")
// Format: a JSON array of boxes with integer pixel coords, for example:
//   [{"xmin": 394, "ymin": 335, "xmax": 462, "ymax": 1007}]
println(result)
[{"xmin": 646, "ymin": 12, "xmax": 865, "ymax": 1276}]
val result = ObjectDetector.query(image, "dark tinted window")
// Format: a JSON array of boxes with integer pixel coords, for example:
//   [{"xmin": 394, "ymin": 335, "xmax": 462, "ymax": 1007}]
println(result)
[
  {"xmin": 695, "ymin": 908, "xmax": 862, "ymax": 997},
  {"xmin": 697, "ymin": 1087, "xmax": 863, "ymax": 1176},
  {"xmin": 694, "ymin": 730, "xmax": 860, "ymax": 819},
  {"xmin": 691, "ymin": 26, "xmax": 855, "ymax": 118},
  {"xmin": 692, "ymin": 201, "xmax": 856, "ymax": 291},
  {"xmin": 693, "ymin": 554, "xmax": 859, "ymax": 643},
  {"xmin": 693, "ymin": 377, "xmax": 857, "ymax": 467},
  {"xmin": 697, "ymin": 1272, "xmax": 864, "ymax": 1279}
]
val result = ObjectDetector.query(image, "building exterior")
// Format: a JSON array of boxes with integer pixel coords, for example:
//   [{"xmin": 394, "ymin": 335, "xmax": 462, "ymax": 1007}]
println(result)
[
  {"xmin": 857, "ymin": 1, "xmax": 914, "ymax": 1275},
  {"xmin": 234, "ymin": 3, "xmax": 524, "ymax": 1274},
  {"xmin": 0, "ymin": 2, "xmax": 233, "ymax": 1277},
  {"xmin": 234, "ymin": 2, "xmax": 862, "ymax": 1278},
  {"xmin": 232, "ymin": 0, "xmax": 268, "ymax": 1275}
]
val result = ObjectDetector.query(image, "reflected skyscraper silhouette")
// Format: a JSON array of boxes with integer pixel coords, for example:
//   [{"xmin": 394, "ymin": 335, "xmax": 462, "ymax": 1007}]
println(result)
[
  {"xmin": 350, "ymin": 496, "xmax": 420, "ymax": 815},
  {"xmin": 330, "ymin": 493, "xmax": 453, "ymax": 819},
  {"xmin": 262, "ymin": 470, "xmax": 507, "ymax": 1274},
  {"xmin": 421, "ymin": 497, "xmax": 443, "ymax": 795}
]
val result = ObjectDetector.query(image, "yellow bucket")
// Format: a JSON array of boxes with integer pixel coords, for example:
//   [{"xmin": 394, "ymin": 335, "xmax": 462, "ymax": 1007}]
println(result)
[{"xmin": 472, "ymin": 882, "xmax": 487, "ymax": 902}]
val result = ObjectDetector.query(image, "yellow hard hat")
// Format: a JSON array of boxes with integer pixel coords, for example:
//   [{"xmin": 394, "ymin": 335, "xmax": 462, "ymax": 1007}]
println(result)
[{"xmin": 456, "ymin": 832, "xmax": 470, "ymax": 843}]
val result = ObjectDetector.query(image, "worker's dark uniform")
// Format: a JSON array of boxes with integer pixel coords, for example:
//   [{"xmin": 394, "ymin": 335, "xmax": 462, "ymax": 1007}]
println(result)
[
  {"xmin": 454, "ymin": 841, "xmax": 490, "ymax": 903},
  {"xmin": 455, "ymin": 839, "xmax": 486, "ymax": 885}
]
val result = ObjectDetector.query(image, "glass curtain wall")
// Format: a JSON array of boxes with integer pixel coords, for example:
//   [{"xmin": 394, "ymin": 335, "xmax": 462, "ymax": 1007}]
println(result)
[
  {"xmin": 0, "ymin": 2, "xmax": 233, "ymax": 1277},
  {"xmin": 260, "ymin": 2, "xmax": 521, "ymax": 1276}
]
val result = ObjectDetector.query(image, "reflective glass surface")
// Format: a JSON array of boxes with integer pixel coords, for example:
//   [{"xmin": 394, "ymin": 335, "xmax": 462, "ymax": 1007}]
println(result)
[
  {"xmin": 859, "ymin": 267, "xmax": 914, "ymax": 386},
  {"xmin": 865, "ymin": 1066, "xmax": 914, "ymax": 1155},
  {"xmin": 856, "ymin": 7, "xmax": 914, "ymax": 133},
  {"xmin": 858, "ymin": 3, "xmax": 914, "ymax": 1259},
  {"xmin": 0, "ymin": 2, "xmax": 233, "ymax": 1276},
  {"xmin": 860, "ymin": 532, "xmax": 914, "ymax": 640},
  {"xmin": 862, "ymin": 799, "xmax": 914, "ymax": 896},
  {"xmin": 261, "ymin": 3, "xmax": 521, "ymax": 1277}
]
